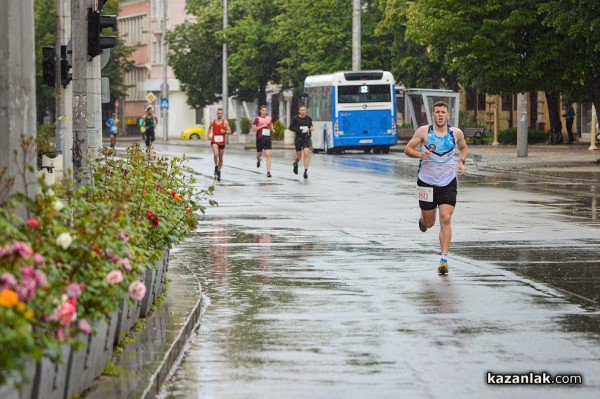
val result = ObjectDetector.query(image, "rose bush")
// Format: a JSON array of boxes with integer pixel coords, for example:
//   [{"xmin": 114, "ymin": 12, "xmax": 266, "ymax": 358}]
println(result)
[{"xmin": 0, "ymin": 141, "xmax": 213, "ymax": 387}]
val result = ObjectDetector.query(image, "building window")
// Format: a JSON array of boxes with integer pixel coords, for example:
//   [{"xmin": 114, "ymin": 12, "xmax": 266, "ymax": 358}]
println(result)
[
  {"xmin": 502, "ymin": 94, "xmax": 512, "ymax": 111},
  {"xmin": 118, "ymin": 14, "xmax": 146, "ymax": 46},
  {"xmin": 126, "ymin": 67, "xmax": 147, "ymax": 102},
  {"xmin": 151, "ymin": 40, "xmax": 163, "ymax": 65}
]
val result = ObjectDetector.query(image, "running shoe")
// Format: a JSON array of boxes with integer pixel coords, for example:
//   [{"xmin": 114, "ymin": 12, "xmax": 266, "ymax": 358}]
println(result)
[
  {"xmin": 257, "ymin": 159, "xmax": 261, "ymax": 168},
  {"xmin": 267, "ymin": 172, "xmax": 272, "ymax": 178},
  {"xmin": 418, "ymin": 219, "xmax": 427, "ymax": 232},
  {"xmin": 293, "ymin": 162, "xmax": 298, "ymax": 175},
  {"xmin": 217, "ymin": 170, "xmax": 221, "ymax": 182},
  {"xmin": 438, "ymin": 259, "xmax": 448, "ymax": 275},
  {"xmin": 303, "ymin": 170, "xmax": 308, "ymax": 179}
]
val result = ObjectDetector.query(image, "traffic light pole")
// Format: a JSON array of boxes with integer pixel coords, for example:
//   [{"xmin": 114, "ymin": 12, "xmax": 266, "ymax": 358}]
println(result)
[{"xmin": 56, "ymin": 0, "xmax": 73, "ymax": 178}]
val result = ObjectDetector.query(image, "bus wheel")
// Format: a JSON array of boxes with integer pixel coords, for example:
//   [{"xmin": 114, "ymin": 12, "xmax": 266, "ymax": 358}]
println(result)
[
  {"xmin": 382, "ymin": 146, "xmax": 390, "ymax": 154},
  {"xmin": 363, "ymin": 147, "xmax": 372, "ymax": 154}
]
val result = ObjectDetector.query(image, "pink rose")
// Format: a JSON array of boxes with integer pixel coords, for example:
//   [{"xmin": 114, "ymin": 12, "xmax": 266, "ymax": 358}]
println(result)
[
  {"xmin": 106, "ymin": 269, "xmax": 123, "ymax": 285},
  {"xmin": 16, "ymin": 279, "xmax": 37, "ymax": 302},
  {"xmin": 0, "ymin": 273, "xmax": 17, "ymax": 290},
  {"xmin": 33, "ymin": 253, "xmax": 45, "ymax": 265},
  {"xmin": 78, "ymin": 319, "xmax": 92, "ymax": 335},
  {"xmin": 11, "ymin": 242, "xmax": 33, "ymax": 259},
  {"xmin": 55, "ymin": 328, "xmax": 67, "ymax": 341},
  {"xmin": 35, "ymin": 270, "xmax": 48, "ymax": 289},
  {"xmin": 66, "ymin": 283, "xmax": 82, "ymax": 299},
  {"xmin": 128, "ymin": 281, "xmax": 147, "ymax": 301},
  {"xmin": 50, "ymin": 300, "xmax": 77, "ymax": 326},
  {"xmin": 117, "ymin": 231, "xmax": 129, "ymax": 242},
  {"xmin": 118, "ymin": 257, "xmax": 132, "ymax": 271}
]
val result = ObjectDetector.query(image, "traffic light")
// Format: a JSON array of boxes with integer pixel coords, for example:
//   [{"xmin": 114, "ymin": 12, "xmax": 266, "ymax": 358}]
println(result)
[
  {"xmin": 87, "ymin": 2, "xmax": 117, "ymax": 59},
  {"xmin": 42, "ymin": 47, "xmax": 55, "ymax": 87},
  {"xmin": 60, "ymin": 45, "xmax": 72, "ymax": 88}
]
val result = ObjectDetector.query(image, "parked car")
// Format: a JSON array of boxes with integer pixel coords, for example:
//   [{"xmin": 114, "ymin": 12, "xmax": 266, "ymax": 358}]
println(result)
[{"xmin": 180, "ymin": 125, "xmax": 205, "ymax": 140}]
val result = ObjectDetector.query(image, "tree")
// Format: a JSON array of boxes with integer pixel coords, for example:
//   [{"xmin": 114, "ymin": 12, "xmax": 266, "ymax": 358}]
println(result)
[
  {"xmin": 375, "ymin": 0, "xmax": 458, "ymax": 89},
  {"xmin": 404, "ymin": 0, "xmax": 571, "ymax": 132},
  {"xmin": 166, "ymin": 0, "xmax": 224, "ymax": 108},
  {"xmin": 541, "ymin": 0, "xmax": 600, "ymax": 113}
]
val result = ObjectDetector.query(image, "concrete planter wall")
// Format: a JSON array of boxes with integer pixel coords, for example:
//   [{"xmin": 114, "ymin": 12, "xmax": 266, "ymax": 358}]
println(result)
[{"xmin": 0, "ymin": 252, "xmax": 170, "ymax": 399}]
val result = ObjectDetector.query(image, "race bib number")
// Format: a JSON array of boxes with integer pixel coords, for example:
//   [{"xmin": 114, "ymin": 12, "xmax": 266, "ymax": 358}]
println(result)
[
  {"xmin": 214, "ymin": 135, "xmax": 224, "ymax": 143},
  {"xmin": 415, "ymin": 186, "xmax": 433, "ymax": 202},
  {"xmin": 300, "ymin": 126, "xmax": 309, "ymax": 133},
  {"xmin": 262, "ymin": 128, "xmax": 271, "ymax": 137}
]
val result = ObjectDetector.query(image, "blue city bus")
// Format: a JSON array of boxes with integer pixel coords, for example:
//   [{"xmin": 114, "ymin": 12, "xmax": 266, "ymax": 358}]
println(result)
[{"xmin": 304, "ymin": 70, "xmax": 397, "ymax": 154}]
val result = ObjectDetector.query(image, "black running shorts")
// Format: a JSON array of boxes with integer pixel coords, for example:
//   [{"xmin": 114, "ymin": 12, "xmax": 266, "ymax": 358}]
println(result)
[
  {"xmin": 256, "ymin": 138, "xmax": 272, "ymax": 152},
  {"xmin": 295, "ymin": 134, "xmax": 311, "ymax": 151},
  {"xmin": 417, "ymin": 177, "xmax": 457, "ymax": 210},
  {"xmin": 211, "ymin": 142, "xmax": 226, "ymax": 150}
]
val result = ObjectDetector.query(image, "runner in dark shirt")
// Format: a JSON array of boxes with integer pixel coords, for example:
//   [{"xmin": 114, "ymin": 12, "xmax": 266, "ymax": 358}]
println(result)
[{"xmin": 289, "ymin": 105, "xmax": 313, "ymax": 179}]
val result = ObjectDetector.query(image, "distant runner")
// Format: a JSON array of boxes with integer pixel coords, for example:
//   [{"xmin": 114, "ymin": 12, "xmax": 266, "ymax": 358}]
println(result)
[{"xmin": 208, "ymin": 107, "xmax": 232, "ymax": 182}]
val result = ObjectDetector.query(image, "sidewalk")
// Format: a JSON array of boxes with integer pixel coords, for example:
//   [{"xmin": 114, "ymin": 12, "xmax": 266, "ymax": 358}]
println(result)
[{"xmin": 92, "ymin": 135, "xmax": 599, "ymax": 398}]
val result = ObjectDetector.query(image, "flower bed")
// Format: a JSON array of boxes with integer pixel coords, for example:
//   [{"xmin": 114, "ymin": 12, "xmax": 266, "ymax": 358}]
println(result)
[{"xmin": 0, "ymin": 142, "xmax": 212, "ymax": 393}]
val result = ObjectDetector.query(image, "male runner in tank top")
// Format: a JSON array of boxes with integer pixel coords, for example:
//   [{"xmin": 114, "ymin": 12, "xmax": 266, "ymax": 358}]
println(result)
[
  {"xmin": 404, "ymin": 101, "xmax": 468, "ymax": 275},
  {"xmin": 252, "ymin": 105, "xmax": 274, "ymax": 178},
  {"xmin": 289, "ymin": 105, "xmax": 313, "ymax": 179},
  {"xmin": 208, "ymin": 107, "xmax": 232, "ymax": 181}
]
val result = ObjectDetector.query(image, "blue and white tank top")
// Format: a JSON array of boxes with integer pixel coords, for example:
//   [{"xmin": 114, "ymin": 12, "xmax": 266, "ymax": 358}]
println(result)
[{"xmin": 418, "ymin": 124, "xmax": 456, "ymax": 186}]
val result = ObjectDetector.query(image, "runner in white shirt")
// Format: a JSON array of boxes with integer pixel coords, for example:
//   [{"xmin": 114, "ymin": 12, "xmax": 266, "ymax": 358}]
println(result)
[{"xmin": 404, "ymin": 101, "xmax": 468, "ymax": 275}]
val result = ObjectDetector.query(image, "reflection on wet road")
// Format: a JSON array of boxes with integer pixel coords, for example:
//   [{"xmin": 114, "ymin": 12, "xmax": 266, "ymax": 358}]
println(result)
[{"xmin": 160, "ymin": 147, "xmax": 600, "ymax": 399}]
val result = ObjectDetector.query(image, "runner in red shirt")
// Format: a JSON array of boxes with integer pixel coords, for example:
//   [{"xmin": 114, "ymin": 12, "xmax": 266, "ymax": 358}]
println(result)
[{"xmin": 208, "ymin": 107, "xmax": 232, "ymax": 181}]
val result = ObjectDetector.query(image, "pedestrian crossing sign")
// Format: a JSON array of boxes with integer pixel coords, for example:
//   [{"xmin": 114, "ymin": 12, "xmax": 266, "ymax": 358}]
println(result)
[{"xmin": 160, "ymin": 98, "xmax": 169, "ymax": 109}]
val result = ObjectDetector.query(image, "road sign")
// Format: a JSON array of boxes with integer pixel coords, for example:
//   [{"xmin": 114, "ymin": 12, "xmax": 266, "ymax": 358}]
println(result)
[
  {"xmin": 146, "ymin": 93, "xmax": 156, "ymax": 103},
  {"xmin": 160, "ymin": 98, "xmax": 169, "ymax": 109}
]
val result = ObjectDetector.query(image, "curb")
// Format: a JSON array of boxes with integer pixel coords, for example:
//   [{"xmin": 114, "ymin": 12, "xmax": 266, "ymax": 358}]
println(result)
[{"xmin": 84, "ymin": 253, "xmax": 203, "ymax": 399}]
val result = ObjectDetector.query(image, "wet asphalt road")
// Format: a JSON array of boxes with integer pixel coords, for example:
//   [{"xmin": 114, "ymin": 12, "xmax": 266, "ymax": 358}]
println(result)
[{"xmin": 156, "ymin": 144, "xmax": 600, "ymax": 399}]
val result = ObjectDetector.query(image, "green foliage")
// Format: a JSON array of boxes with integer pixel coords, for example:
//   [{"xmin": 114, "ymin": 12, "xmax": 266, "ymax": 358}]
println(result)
[
  {"xmin": 458, "ymin": 111, "xmax": 484, "ymax": 129},
  {"xmin": 36, "ymin": 125, "xmax": 57, "ymax": 156},
  {"xmin": 228, "ymin": 119, "xmax": 237, "ymax": 134},
  {"xmin": 240, "ymin": 117, "xmax": 251, "ymax": 134},
  {"xmin": 272, "ymin": 120, "xmax": 285, "ymax": 141},
  {"xmin": 497, "ymin": 128, "xmax": 547, "ymax": 145}
]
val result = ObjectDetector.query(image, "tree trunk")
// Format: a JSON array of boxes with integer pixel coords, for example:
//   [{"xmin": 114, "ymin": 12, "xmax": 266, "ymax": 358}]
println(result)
[
  {"xmin": 546, "ymin": 92, "xmax": 562, "ymax": 135},
  {"xmin": 257, "ymin": 77, "xmax": 267, "ymax": 112}
]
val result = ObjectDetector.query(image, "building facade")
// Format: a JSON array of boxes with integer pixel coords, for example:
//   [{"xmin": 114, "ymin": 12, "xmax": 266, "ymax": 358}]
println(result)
[{"xmin": 118, "ymin": 0, "xmax": 197, "ymax": 138}]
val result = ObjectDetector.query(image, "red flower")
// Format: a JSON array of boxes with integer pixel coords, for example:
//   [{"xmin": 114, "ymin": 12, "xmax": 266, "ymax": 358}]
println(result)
[
  {"xmin": 26, "ymin": 219, "xmax": 39, "ymax": 228},
  {"xmin": 91, "ymin": 247, "xmax": 103, "ymax": 256}
]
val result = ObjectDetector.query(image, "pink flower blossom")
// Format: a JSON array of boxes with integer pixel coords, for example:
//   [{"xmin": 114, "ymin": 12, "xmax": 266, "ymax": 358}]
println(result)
[
  {"xmin": 117, "ymin": 231, "xmax": 129, "ymax": 242},
  {"xmin": 20, "ymin": 265, "xmax": 36, "ymax": 280},
  {"xmin": 106, "ymin": 269, "xmax": 123, "ymax": 285},
  {"xmin": 33, "ymin": 253, "xmax": 45, "ymax": 265},
  {"xmin": 26, "ymin": 219, "xmax": 39, "ymax": 228},
  {"xmin": 55, "ymin": 328, "xmax": 67, "ymax": 340},
  {"xmin": 78, "ymin": 319, "xmax": 92, "ymax": 335},
  {"xmin": 35, "ymin": 270, "xmax": 48, "ymax": 289},
  {"xmin": 0, "ymin": 273, "xmax": 17, "ymax": 290},
  {"xmin": 50, "ymin": 300, "xmax": 77, "ymax": 326},
  {"xmin": 66, "ymin": 283, "xmax": 82, "ymax": 299},
  {"xmin": 11, "ymin": 242, "xmax": 33, "ymax": 259},
  {"xmin": 0, "ymin": 247, "xmax": 10, "ymax": 258},
  {"xmin": 16, "ymin": 279, "xmax": 37, "ymax": 301},
  {"xmin": 128, "ymin": 281, "xmax": 147, "ymax": 301},
  {"xmin": 118, "ymin": 257, "xmax": 132, "ymax": 271}
]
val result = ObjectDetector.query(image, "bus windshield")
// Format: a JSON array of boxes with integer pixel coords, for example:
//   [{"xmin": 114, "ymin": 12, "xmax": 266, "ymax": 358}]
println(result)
[{"xmin": 337, "ymin": 84, "xmax": 391, "ymax": 104}]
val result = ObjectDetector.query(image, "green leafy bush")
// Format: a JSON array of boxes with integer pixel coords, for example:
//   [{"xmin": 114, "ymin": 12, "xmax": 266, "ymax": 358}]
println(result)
[
  {"xmin": 228, "ymin": 119, "xmax": 237, "ymax": 134},
  {"xmin": 272, "ymin": 120, "xmax": 285, "ymax": 140},
  {"xmin": 497, "ymin": 128, "xmax": 547, "ymax": 144},
  {"xmin": 240, "ymin": 117, "xmax": 251, "ymax": 134}
]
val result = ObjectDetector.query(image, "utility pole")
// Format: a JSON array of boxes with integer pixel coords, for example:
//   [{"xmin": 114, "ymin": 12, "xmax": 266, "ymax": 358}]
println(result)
[
  {"xmin": 222, "ymin": 0, "xmax": 228, "ymax": 120},
  {"xmin": 56, "ymin": 0, "xmax": 73, "ymax": 177},
  {"xmin": 0, "ymin": 0, "xmax": 37, "ymax": 203},
  {"xmin": 352, "ymin": 0, "xmax": 361, "ymax": 71},
  {"xmin": 517, "ymin": 93, "xmax": 528, "ymax": 157},
  {"xmin": 161, "ymin": 0, "xmax": 168, "ymax": 142}
]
